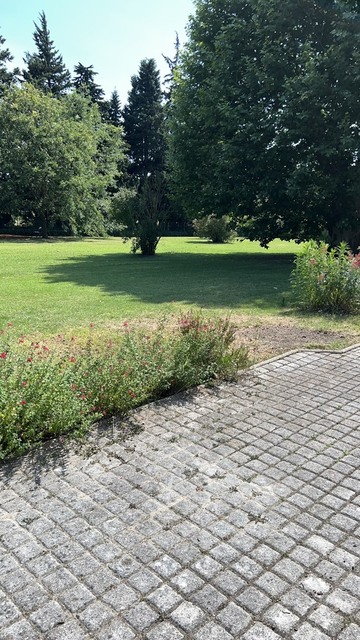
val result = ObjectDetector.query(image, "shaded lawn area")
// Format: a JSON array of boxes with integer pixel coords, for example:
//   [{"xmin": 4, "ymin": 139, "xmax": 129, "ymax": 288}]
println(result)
[{"xmin": 0, "ymin": 237, "xmax": 301, "ymax": 335}]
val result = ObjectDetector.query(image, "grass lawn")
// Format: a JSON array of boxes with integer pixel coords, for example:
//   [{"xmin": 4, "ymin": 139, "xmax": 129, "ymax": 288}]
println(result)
[{"xmin": 1, "ymin": 236, "xmax": 359, "ymax": 337}]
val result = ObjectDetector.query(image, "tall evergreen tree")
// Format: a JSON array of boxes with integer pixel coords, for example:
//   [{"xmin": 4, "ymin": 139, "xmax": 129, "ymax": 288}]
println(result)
[
  {"xmin": 162, "ymin": 32, "xmax": 180, "ymax": 103},
  {"xmin": 73, "ymin": 62, "xmax": 105, "ymax": 103},
  {"xmin": 23, "ymin": 11, "xmax": 71, "ymax": 96},
  {"xmin": 0, "ymin": 33, "xmax": 18, "ymax": 96},
  {"xmin": 123, "ymin": 58, "xmax": 166, "ymax": 181},
  {"xmin": 107, "ymin": 89, "xmax": 122, "ymax": 127}
]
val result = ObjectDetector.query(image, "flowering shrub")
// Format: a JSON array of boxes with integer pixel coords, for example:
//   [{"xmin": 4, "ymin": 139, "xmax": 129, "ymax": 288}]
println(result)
[
  {"xmin": 291, "ymin": 241, "xmax": 360, "ymax": 314},
  {"xmin": 0, "ymin": 314, "xmax": 248, "ymax": 460}
]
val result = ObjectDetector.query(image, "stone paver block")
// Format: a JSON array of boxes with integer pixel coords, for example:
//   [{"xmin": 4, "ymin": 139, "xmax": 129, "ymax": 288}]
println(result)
[{"xmin": 170, "ymin": 601, "xmax": 205, "ymax": 632}]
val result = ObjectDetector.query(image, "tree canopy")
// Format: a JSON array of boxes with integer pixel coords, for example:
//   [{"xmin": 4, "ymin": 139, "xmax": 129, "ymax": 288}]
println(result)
[
  {"xmin": 123, "ymin": 58, "xmax": 166, "ymax": 182},
  {"xmin": 23, "ymin": 11, "xmax": 71, "ymax": 96},
  {"xmin": 0, "ymin": 85, "xmax": 125, "ymax": 236},
  {"xmin": 170, "ymin": 0, "xmax": 360, "ymax": 249}
]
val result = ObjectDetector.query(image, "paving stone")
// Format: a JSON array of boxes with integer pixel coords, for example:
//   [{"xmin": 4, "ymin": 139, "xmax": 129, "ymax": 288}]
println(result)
[
  {"xmin": 242, "ymin": 622, "xmax": 282, "ymax": 639},
  {"xmin": 292, "ymin": 622, "xmax": 332, "ymax": 639},
  {"xmin": 255, "ymin": 571, "xmax": 289, "ymax": 596},
  {"xmin": 193, "ymin": 555, "xmax": 223, "ymax": 579},
  {"xmin": 124, "ymin": 601, "xmax": 159, "ymax": 631},
  {"xmin": 194, "ymin": 622, "xmax": 232, "ymax": 640},
  {"xmin": 212, "ymin": 569, "xmax": 246, "ymax": 595},
  {"xmin": 102, "ymin": 584, "xmax": 137, "ymax": 611},
  {"xmin": 237, "ymin": 586, "xmax": 272, "ymax": 614},
  {"xmin": 0, "ymin": 597, "xmax": 21, "ymax": 627},
  {"xmin": 98, "ymin": 619, "xmax": 135, "ymax": 639},
  {"xmin": 263, "ymin": 603, "xmax": 299, "ymax": 634},
  {"xmin": 309, "ymin": 604, "xmax": 345, "ymax": 637},
  {"xmin": 193, "ymin": 583, "xmax": 228, "ymax": 613},
  {"xmin": 280, "ymin": 586, "xmax": 316, "ymax": 615},
  {"xmin": 147, "ymin": 584, "xmax": 182, "ymax": 612},
  {"xmin": 29, "ymin": 601, "xmax": 67, "ymax": 632},
  {"xmin": 146, "ymin": 621, "xmax": 184, "ymax": 639},
  {"xmin": 339, "ymin": 624, "xmax": 360, "ymax": 640},
  {"xmin": 170, "ymin": 601, "xmax": 205, "ymax": 632},
  {"xmin": 326, "ymin": 588, "xmax": 360, "ymax": 614},
  {"xmin": 301, "ymin": 575, "xmax": 330, "ymax": 597},
  {"xmin": 1, "ymin": 619, "xmax": 42, "ymax": 639},
  {"xmin": 216, "ymin": 601, "xmax": 251, "ymax": 634},
  {"xmin": 77, "ymin": 600, "xmax": 113, "ymax": 632},
  {"xmin": 151, "ymin": 554, "xmax": 182, "ymax": 578}
]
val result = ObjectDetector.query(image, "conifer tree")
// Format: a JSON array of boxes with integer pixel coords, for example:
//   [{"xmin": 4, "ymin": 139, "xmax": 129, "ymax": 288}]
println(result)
[
  {"xmin": 123, "ymin": 58, "xmax": 166, "ymax": 181},
  {"xmin": 0, "ymin": 33, "xmax": 18, "ymax": 95},
  {"xmin": 23, "ymin": 11, "xmax": 71, "ymax": 96},
  {"xmin": 107, "ymin": 89, "xmax": 122, "ymax": 127},
  {"xmin": 73, "ymin": 62, "xmax": 104, "ymax": 103}
]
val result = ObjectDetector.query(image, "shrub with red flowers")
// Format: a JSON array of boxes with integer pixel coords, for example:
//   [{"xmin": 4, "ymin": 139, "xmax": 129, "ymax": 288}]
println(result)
[
  {"xmin": 291, "ymin": 241, "xmax": 360, "ymax": 314},
  {"xmin": 0, "ymin": 314, "xmax": 248, "ymax": 459}
]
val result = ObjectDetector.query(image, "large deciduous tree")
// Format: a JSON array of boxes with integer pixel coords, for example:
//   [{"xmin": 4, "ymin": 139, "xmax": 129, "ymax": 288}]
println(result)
[
  {"xmin": 23, "ymin": 11, "xmax": 71, "ymax": 96},
  {"xmin": 0, "ymin": 85, "xmax": 125, "ymax": 237},
  {"xmin": 170, "ymin": 0, "xmax": 360, "ymax": 249}
]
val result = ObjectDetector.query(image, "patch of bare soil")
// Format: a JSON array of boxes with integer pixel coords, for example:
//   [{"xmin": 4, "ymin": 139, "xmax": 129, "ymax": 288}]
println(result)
[{"xmin": 232, "ymin": 318, "xmax": 357, "ymax": 363}]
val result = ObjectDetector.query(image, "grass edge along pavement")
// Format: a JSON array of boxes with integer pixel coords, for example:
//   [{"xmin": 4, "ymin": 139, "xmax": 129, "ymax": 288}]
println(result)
[{"xmin": 0, "ymin": 313, "xmax": 249, "ymax": 461}]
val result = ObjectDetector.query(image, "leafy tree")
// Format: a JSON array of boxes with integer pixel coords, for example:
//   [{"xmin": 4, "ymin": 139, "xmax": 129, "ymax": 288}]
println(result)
[
  {"xmin": 170, "ymin": 0, "xmax": 360, "ymax": 250},
  {"xmin": 0, "ymin": 32, "xmax": 18, "ymax": 96},
  {"xmin": 23, "ymin": 11, "xmax": 71, "ymax": 95},
  {"xmin": 0, "ymin": 85, "xmax": 125, "ymax": 237},
  {"xmin": 111, "ymin": 173, "xmax": 167, "ymax": 255},
  {"xmin": 123, "ymin": 58, "xmax": 166, "ymax": 181}
]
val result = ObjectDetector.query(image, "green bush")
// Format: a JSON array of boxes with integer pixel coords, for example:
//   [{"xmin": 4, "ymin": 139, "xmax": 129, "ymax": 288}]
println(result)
[
  {"xmin": 193, "ymin": 214, "xmax": 236, "ymax": 243},
  {"xmin": 291, "ymin": 241, "xmax": 360, "ymax": 314},
  {"xmin": 0, "ymin": 314, "xmax": 248, "ymax": 459}
]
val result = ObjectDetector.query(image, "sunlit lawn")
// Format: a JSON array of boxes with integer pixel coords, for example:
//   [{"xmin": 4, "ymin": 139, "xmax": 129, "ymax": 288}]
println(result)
[{"xmin": 1, "ymin": 236, "xmax": 359, "ymax": 336}]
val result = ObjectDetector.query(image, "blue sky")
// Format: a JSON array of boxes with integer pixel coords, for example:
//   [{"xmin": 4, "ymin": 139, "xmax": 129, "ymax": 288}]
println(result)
[{"xmin": 1, "ymin": 0, "xmax": 194, "ymax": 104}]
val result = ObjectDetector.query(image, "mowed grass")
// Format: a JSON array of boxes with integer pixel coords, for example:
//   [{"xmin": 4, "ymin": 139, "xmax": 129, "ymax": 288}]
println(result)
[{"xmin": 1, "ymin": 236, "xmax": 359, "ymax": 336}]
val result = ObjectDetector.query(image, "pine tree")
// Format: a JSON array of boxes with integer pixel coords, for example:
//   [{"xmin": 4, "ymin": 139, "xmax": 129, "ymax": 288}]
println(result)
[
  {"xmin": 0, "ymin": 33, "xmax": 18, "ymax": 95},
  {"xmin": 123, "ymin": 58, "xmax": 166, "ymax": 181},
  {"xmin": 73, "ymin": 62, "xmax": 105, "ymax": 103},
  {"xmin": 107, "ymin": 89, "xmax": 122, "ymax": 126},
  {"xmin": 23, "ymin": 11, "xmax": 71, "ymax": 96},
  {"xmin": 162, "ymin": 32, "xmax": 180, "ymax": 102}
]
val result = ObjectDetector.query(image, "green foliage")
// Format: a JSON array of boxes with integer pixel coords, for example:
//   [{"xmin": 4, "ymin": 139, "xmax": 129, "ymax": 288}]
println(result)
[
  {"xmin": 0, "ymin": 85, "xmax": 125, "ymax": 236},
  {"xmin": 112, "ymin": 174, "xmax": 167, "ymax": 256},
  {"xmin": 0, "ymin": 314, "xmax": 248, "ymax": 459},
  {"xmin": 291, "ymin": 241, "xmax": 360, "ymax": 314},
  {"xmin": 73, "ymin": 62, "xmax": 105, "ymax": 104},
  {"xmin": 23, "ymin": 11, "xmax": 71, "ymax": 96},
  {"xmin": 193, "ymin": 214, "xmax": 236, "ymax": 243},
  {"xmin": 107, "ymin": 89, "xmax": 122, "ymax": 127},
  {"xmin": 123, "ymin": 58, "xmax": 166, "ymax": 181},
  {"xmin": 0, "ymin": 33, "xmax": 18, "ymax": 95},
  {"xmin": 170, "ymin": 0, "xmax": 360, "ymax": 248}
]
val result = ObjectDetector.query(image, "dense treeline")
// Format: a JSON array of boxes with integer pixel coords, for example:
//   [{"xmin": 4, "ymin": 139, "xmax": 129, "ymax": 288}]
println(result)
[
  {"xmin": 0, "ymin": 12, "xmax": 169, "ymax": 251},
  {"xmin": 1, "ymin": 2, "xmax": 360, "ymax": 253}
]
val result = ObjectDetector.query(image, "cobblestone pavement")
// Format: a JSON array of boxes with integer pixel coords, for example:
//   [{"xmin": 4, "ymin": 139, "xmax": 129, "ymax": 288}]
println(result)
[{"xmin": 1, "ymin": 345, "xmax": 360, "ymax": 639}]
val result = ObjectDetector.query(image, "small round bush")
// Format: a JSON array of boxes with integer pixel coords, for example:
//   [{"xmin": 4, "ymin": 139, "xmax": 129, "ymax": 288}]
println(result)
[{"xmin": 193, "ymin": 214, "xmax": 236, "ymax": 243}]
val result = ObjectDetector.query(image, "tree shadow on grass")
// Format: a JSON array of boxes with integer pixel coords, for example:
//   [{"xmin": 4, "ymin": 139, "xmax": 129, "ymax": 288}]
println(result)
[{"xmin": 43, "ymin": 250, "xmax": 295, "ymax": 310}]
